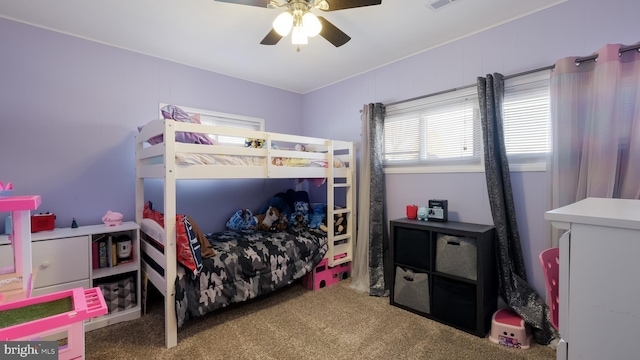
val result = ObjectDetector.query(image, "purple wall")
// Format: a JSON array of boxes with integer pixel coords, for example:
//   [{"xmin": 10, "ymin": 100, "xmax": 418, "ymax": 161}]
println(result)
[
  {"xmin": 0, "ymin": 18, "xmax": 302, "ymax": 234},
  {"xmin": 301, "ymin": 0, "xmax": 640, "ymax": 297}
]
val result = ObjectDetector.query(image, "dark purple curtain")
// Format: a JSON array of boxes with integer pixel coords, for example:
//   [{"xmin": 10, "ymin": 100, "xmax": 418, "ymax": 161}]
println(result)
[
  {"xmin": 367, "ymin": 103, "xmax": 388, "ymax": 297},
  {"xmin": 477, "ymin": 73, "xmax": 558, "ymax": 345}
]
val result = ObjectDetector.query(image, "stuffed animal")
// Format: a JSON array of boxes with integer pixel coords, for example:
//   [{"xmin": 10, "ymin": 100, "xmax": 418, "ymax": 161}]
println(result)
[
  {"xmin": 289, "ymin": 201, "xmax": 310, "ymax": 228},
  {"xmin": 254, "ymin": 206, "xmax": 280, "ymax": 231},
  {"xmin": 226, "ymin": 209, "xmax": 257, "ymax": 230},
  {"xmin": 334, "ymin": 212, "xmax": 347, "ymax": 235},
  {"xmin": 245, "ymin": 138, "xmax": 264, "ymax": 148},
  {"xmin": 290, "ymin": 213, "xmax": 306, "ymax": 229},
  {"xmin": 309, "ymin": 203, "xmax": 326, "ymax": 230},
  {"xmin": 272, "ymin": 213, "xmax": 288, "ymax": 230},
  {"xmin": 417, "ymin": 206, "xmax": 429, "ymax": 221}
]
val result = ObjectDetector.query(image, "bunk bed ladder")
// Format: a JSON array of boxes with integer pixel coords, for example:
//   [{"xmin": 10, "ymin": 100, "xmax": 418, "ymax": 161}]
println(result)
[{"xmin": 327, "ymin": 141, "xmax": 355, "ymax": 268}]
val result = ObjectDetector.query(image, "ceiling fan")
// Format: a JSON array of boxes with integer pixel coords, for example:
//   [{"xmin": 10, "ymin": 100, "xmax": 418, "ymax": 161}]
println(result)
[{"xmin": 216, "ymin": 0, "xmax": 382, "ymax": 50}]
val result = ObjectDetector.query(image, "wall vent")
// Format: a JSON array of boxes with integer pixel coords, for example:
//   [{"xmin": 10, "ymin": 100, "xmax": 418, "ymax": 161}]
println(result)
[{"xmin": 427, "ymin": 0, "xmax": 456, "ymax": 11}]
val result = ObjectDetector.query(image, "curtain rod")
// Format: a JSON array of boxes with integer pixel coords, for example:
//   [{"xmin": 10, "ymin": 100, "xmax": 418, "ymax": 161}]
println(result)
[
  {"xmin": 386, "ymin": 43, "xmax": 640, "ymax": 107},
  {"xmin": 575, "ymin": 43, "xmax": 640, "ymax": 63},
  {"xmin": 385, "ymin": 64, "xmax": 553, "ymax": 107}
]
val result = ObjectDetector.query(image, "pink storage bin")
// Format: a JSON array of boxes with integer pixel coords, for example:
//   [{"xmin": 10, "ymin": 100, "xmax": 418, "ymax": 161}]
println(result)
[{"xmin": 302, "ymin": 254, "xmax": 351, "ymax": 290}]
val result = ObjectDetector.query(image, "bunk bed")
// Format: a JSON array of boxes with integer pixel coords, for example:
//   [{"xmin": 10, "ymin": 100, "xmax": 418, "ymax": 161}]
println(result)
[{"xmin": 135, "ymin": 118, "xmax": 356, "ymax": 349}]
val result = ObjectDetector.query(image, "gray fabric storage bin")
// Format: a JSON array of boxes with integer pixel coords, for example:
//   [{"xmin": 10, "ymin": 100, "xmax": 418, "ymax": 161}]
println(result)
[
  {"xmin": 394, "ymin": 267, "xmax": 430, "ymax": 314},
  {"xmin": 435, "ymin": 234, "xmax": 477, "ymax": 280}
]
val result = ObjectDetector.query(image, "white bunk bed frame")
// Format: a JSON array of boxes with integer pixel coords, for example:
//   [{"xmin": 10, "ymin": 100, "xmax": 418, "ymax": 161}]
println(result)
[{"xmin": 134, "ymin": 119, "xmax": 356, "ymax": 349}]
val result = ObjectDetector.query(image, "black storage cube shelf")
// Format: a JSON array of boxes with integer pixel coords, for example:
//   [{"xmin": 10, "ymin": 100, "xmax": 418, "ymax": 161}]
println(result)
[
  {"xmin": 389, "ymin": 218, "xmax": 497, "ymax": 338},
  {"xmin": 394, "ymin": 227, "xmax": 430, "ymax": 270},
  {"xmin": 433, "ymin": 276, "xmax": 476, "ymax": 330}
]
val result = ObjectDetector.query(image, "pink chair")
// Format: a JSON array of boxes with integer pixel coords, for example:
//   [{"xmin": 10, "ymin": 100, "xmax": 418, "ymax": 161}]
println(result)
[{"xmin": 539, "ymin": 247, "xmax": 559, "ymax": 330}]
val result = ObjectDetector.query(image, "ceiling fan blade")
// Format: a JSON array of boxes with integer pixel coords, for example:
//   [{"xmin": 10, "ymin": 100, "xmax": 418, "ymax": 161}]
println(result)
[
  {"xmin": 215, "ymin": 0, "xmax": 270, "ymax": 8},
  {"xmin": 260, "ymin": 29, "xmax": 283, "ymax": 45},
  {"xmin": 321, "ymin": 0, "xmax": 381, "ymax": 11},
  {"xmin": 317, "ymin": 16, "xmax": 350, "ymax": 47}
]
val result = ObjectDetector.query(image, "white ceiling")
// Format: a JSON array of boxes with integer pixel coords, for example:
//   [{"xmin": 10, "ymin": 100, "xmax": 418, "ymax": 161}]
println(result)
[{"xmin": 0, "ymin": 0, "xmax": 564, "ymax": 94}]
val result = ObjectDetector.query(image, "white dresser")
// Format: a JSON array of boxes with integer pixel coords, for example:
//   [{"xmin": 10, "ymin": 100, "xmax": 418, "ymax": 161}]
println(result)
[
  {"xmin": 545, "ymin": 197, "xmax": 640, "ymax": 360},
  {"xmin": 0, "ymin": 222, "xmax": 141, "ymax": 331}
]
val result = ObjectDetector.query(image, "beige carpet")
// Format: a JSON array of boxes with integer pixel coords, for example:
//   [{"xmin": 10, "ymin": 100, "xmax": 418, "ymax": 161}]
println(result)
[{"xmin": 85, "ymin": 280, "xmax": 555, "ymax": 359}]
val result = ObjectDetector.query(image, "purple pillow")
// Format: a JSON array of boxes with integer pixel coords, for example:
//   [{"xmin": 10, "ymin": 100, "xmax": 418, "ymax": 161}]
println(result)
[{"xmin": 140, "ymin": 105, "xmax": 213, "ymax": 145}]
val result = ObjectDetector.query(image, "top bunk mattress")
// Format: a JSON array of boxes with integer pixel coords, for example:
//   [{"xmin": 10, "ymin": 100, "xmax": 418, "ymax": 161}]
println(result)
[
  {"xmin": 175, "ymin": 152, "xmax": 345, "ymax": 168},
  {"xmin": 136, "ymin": 119, "xmax": 354, "ymax": 179}
]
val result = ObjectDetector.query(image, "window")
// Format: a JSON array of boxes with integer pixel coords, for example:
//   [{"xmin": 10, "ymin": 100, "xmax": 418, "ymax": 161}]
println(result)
[
  {"xmin": 502, "ymin": 70, "xmax": 551, "ymax": 169},
  {"xmin": 384, "ymin": 87, "xmax": 481, "ymax": 173},
  {"xmin": 159, "ymin": 104, "xmax": 264, "ymax": 146},
  {"xmin": 383, "ymin": 69, "xmax": 550, "ymax": 173}
]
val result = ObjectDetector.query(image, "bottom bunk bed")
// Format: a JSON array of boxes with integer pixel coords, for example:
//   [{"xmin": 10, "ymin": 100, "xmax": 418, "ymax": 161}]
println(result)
[
  {"xmin": 174, "ymin": 227, "xmax": 327, "ymax": 327},
  {"xmin": 139, "ymin": 200, "xmax": 330, "ymax": 342}
]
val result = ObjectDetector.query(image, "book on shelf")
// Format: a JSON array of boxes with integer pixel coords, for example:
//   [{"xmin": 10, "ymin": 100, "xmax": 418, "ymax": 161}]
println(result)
[
  {"xmin": 92, "ymin": 240, "xmax": 99, "ymax": 269},
  {"xmin": 98, "ymin": 239, "xmax": 108, "ymax": 268},
  {"xmin": 110, "ymin": 235, "xmax": 118, "ymax": 267}
]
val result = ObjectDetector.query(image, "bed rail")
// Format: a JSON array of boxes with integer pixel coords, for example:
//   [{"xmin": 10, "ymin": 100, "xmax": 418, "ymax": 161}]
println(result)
[{"xmin": 135, "ymin": 120, "xmax": 354, "ymax": 180}]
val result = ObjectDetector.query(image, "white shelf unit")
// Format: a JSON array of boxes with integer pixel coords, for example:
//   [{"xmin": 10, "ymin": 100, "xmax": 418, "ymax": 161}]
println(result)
[{"xmin": 0, "ymin": 221, "xmax": 141, "ymax": 331}]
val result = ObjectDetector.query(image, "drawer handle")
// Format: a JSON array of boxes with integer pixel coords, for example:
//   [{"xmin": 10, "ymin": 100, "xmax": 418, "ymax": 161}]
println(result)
[{"xmin": 40, "ymin": 261, "xmax": 51, "ymax": 268}]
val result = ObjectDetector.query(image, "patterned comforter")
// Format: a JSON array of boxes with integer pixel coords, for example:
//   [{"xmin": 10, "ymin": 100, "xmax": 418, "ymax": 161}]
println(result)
[{"xmin": 175, "ymin": 227, "xmax": 328, "ymax": 327}]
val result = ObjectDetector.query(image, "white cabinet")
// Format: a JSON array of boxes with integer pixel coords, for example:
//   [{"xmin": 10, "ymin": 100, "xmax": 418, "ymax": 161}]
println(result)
[
  {"xmin": 0, "ymin": 222, "xmax": 141, "ymax": 331},
  {"xmin": 545, "ymin": 197, "xmax": 640, "ymax": 360},
  {"xmin": 32, "ymin": 236, "xmax": 90, "ymax": 294}
]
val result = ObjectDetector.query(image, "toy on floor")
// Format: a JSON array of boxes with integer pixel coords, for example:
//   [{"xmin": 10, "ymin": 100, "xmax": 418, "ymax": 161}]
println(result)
[
  {"xmin": 0, "ymin": 191, "xmax": 108, "ymax": 360},
  {"xmin": 301, "ymin": 253, "xmax": 351, "ymax": 290},
  {"xmin": 0, "ymin": 287, "xmax": 108, "ymax": 359},
  {"xmin": 488, "ymin": 308, "xmax": 532, "ymax": 349}
]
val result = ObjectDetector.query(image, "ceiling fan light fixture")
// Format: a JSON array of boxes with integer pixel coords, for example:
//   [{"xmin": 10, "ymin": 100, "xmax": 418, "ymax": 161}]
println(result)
[
  {"xmin": 273, "ymin": 11, "xmax": 293, "ymax": 36},
  {"xmin": 291, "ymin": 25, "xmax": 308, "ymax": 45},
  {"xmin": 314, "ymin": 0, "xmax": 329, "ymax": 11},
  {"xmin": 302, "ymin": 12, "xmax": 322, "ymax": 37}
]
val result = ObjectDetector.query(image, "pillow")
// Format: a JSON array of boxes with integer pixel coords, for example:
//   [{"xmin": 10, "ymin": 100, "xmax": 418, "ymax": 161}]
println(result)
[
  {"xmin": 140, "ymin": 105, "xmax": 213, "ymax": 145},
  {"xmin": 140, "ymin": 218, "xmax": 165, "ymax": 245},
  {"xmin": 143, "ymin": 202, "xmax": 203, "ymax": 276},
  {"xmin": 176, "ymin": 215, "xmax": 203, "ymax": 276}
]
